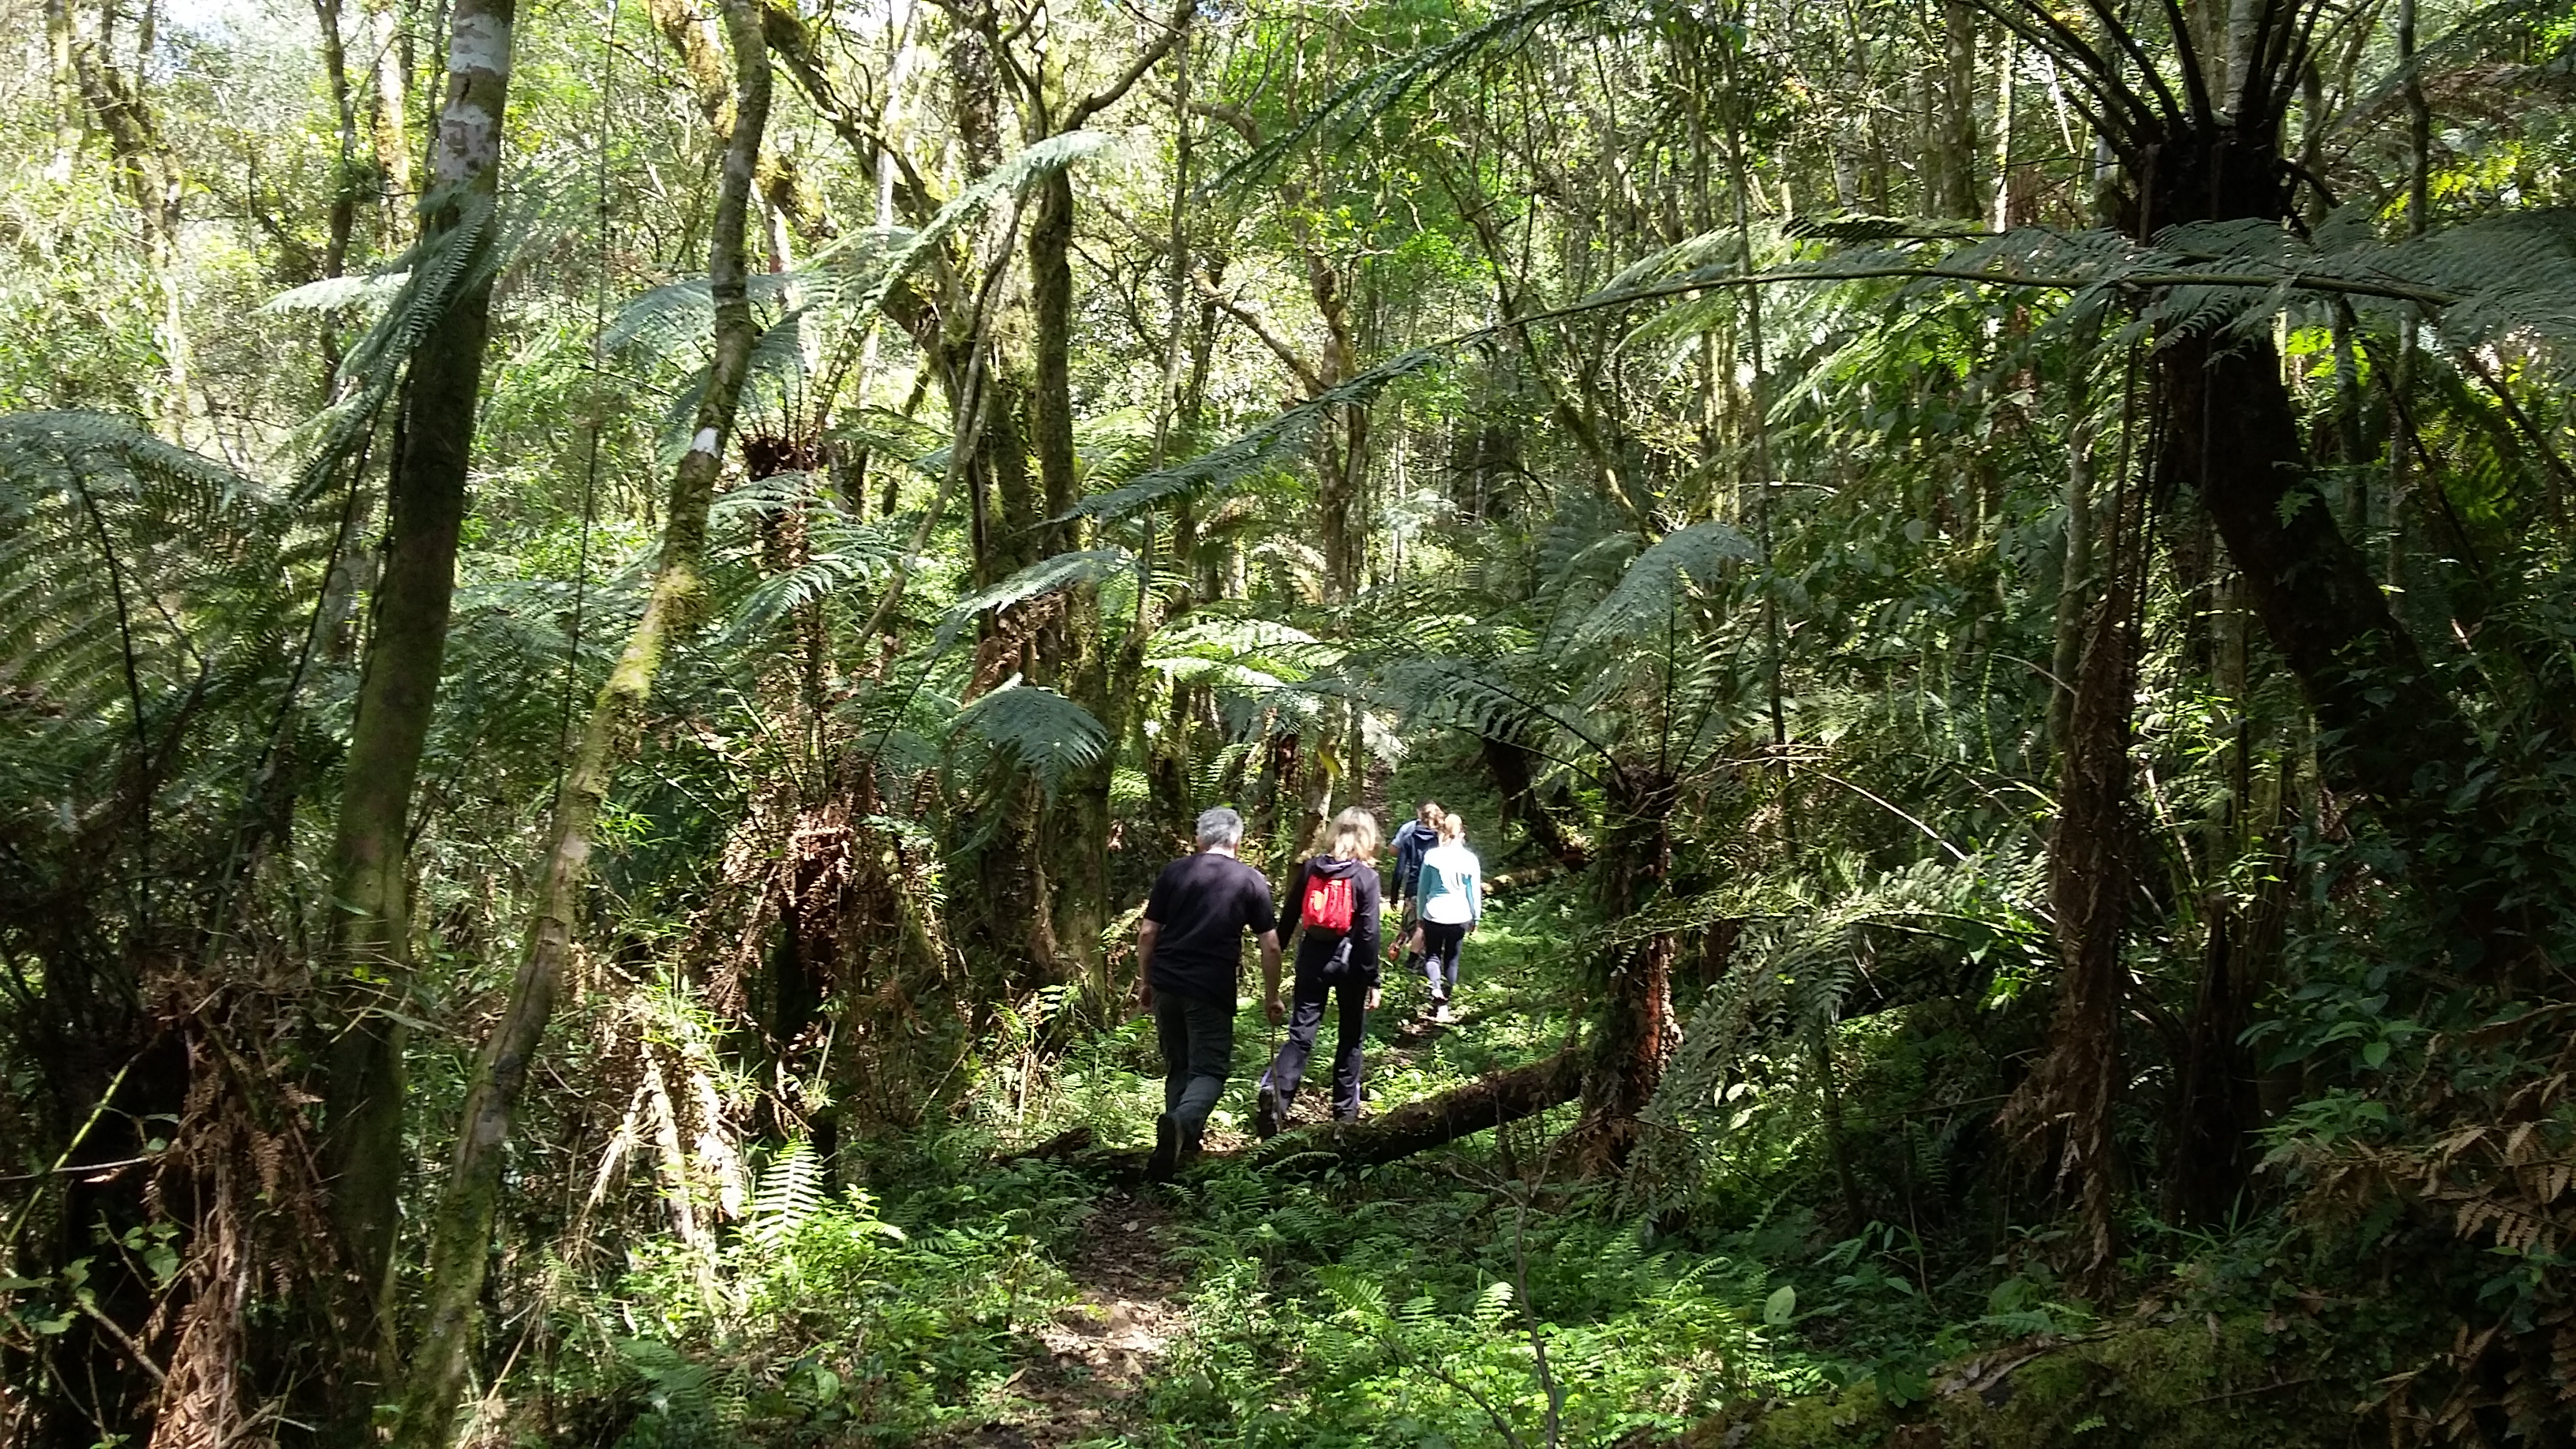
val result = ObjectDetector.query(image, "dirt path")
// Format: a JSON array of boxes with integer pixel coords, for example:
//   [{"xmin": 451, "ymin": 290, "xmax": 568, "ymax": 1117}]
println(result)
[{"xmin": 946, "ymin": 1189, "xmax": 1190, "ymax": 1447}]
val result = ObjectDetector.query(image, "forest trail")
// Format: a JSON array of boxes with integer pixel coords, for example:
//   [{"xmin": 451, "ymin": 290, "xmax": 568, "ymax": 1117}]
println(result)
[
  {"xmin": 952, "ymin": 1013, "xmax": 1471, "ymax": 1444},
  {"xmin": 952, "ymin": 1189, "xmax": 1190, "ymax": 1447}
]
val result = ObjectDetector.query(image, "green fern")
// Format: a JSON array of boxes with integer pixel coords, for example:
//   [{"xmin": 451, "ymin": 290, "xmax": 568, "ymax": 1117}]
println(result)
[
  {"xmin": 1198, "ymin": 0, "xmax": 1592, "ymax": 200},
  {"xmin": 934, "ymin": 548, "xmax": 1134, "ymax": 652},
  {"xmin": 613, "ymin": 1337, "xmax": 720, "ymax": 1448},
  {"xmin": 1572, "ymin": 521, "xmax": 1756, "ymax": 649},
  {"xmin": 743, "ymin": 1140, "xmax": 829, "ymax": 1251},
  {"xmin": 1065, "ymin": 349, "xmax": 1446, "ymax": 523},
  {"xmin": 857, "ymin": 131, "xmax": 1115, "ymax": 320},
  {"xmin": 948, "ymin": 680, "xmax": 1108, "ymax": 797}
]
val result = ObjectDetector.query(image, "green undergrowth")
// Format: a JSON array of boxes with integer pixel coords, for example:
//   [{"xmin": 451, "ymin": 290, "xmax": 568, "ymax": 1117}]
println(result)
[
  {"xmin": 1696, "ymin": 1311, "xmax": 2376, "ymax": 1448},
  {"xmin": 569, "ymin": 895, "xmax": 2456, "ymax": 1448},
  {"xmin": 573, "ymin": 1145, "xmax": 1097, "ymax": 1446},
  {"xmin": 1120, "ymin": 1152, "xmax": 1830, "ymax": 1447}
]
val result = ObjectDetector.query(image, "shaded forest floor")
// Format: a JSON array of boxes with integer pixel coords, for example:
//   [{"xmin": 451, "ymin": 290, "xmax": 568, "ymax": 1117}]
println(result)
[{"xmin": 941, "ymin": 1189, "xmax": 1188, "ymax": 1447}]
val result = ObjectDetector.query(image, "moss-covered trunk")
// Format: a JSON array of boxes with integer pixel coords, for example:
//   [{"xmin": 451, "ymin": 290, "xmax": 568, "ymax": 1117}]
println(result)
[
  {"xmin": 314, "ymin": 0, "xmax": 513, "ymax": 1410},
  {"xmin": 387, "ymin": 2, "xmax": 769, "ymax": 1439}
]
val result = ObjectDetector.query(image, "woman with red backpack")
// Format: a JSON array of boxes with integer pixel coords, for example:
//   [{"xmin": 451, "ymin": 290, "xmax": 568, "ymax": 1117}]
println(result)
[{"xmin": 1254, "ymin": 807, "xmax": 1384, "ymax": 1136}]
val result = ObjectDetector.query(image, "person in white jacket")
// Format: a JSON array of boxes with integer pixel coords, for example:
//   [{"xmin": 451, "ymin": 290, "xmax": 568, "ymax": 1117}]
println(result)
[{"xmin": 1411, "ymin": 813, "xmax": 1482, "ymax": 1024}]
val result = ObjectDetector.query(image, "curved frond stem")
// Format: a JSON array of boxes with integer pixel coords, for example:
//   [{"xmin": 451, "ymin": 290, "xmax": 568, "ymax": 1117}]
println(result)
[
  {"xmin": 2151, "ymin": 0, "xmax": 2218, "ymax": 125},
  {"xmin": 2265, "ymin": 0, "xmax": 2336, "ymax": 129},
  {"xmin": 1194, "ymin": 0, "xmax": 1589, "ymax": 201},
  {"xmin": 2238, "ymin": 0, "xmax": 2296, "ymax": 115},
  {"xmin": 1795, "ymin": 766, "xmax": 1971, "ymax": 863},
  {"xmin": 2062, "ymin": 0, "xmax": 2186, "ymax": 125},
  {"xmin": 1399, "ymin": 658, "xmax": 1617, "ymax": 773},
  {"xmin": 68, "ymin": 470, "xmax": 154, "ymax": 924},
  {"xmin": 208, "ymin": 434, "xmax": 378, "ymax": 944},
  {"xmin": 1968, "ymin": 0, "xmax": 2155, "ymax": 148}
]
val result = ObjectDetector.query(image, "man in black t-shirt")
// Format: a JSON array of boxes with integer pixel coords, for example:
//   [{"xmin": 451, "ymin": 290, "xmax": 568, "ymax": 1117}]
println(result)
[{"xmin": 1133, "ymin": 806, "xmax": 1281, "ymax": 1181}]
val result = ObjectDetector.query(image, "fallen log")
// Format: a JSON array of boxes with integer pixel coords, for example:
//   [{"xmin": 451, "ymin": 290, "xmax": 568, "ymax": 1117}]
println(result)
[
  {"xmin": 1031, "ymin": 1050, "xmax": 1584, "ymax": 1183},
  {"xmin": 1245, "ymin": 1048, "xmax": 1581, "ymax": 1173}
]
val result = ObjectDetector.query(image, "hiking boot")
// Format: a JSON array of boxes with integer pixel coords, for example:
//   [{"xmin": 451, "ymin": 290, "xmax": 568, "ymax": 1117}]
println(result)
[
  {"xmin": 1254, "ymin": 1081, "xmax": 1282, "ymax": 1140},
  {"xmin": 1145, "ymin": 1113, "xmax": 1181, "ymax": 1182}
]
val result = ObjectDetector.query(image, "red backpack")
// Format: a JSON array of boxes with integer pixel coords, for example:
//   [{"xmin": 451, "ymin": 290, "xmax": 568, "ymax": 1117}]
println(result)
[{"xmin": 1301, "ymin": 867, "xmax": 1354, "ymax": 934}]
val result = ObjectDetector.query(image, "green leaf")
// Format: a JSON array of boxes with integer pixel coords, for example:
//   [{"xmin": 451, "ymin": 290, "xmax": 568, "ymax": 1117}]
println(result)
[{"xmin": 1763, "ymin": 1283, "xmax": 1797, "ymax": 1325}]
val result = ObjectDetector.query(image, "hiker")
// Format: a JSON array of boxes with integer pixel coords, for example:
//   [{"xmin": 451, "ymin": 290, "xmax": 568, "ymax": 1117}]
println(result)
[
  {"xmin": 1253, "ymin": 807, "xmax": 1385, "ymax": 1138},
  {"xmin": 1389, "ymin": 799, "xmax": 1443, "ymax": 980},
  {"xmin": 1413, "ymin": 811, "xmax": 1483, "ymax": 1024},
  {"xmin": 1134, "ymin": 807, "xmax": 1282, "ymax": 1181}
]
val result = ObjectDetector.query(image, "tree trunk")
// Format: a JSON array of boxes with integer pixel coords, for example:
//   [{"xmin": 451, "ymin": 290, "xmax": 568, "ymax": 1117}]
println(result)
[
  {"xmin": 312, "ymin": 0, "xmax": 358, "ymax": 388},
  {"xmin": 363, "ymin": 0, "xmax": 410, "ymax": 234},
  {"xmin": 1027, "ymin": 166, "xmax": 1113, "ymax": 990},
  {"xmin": 1478, "ymin": 733, "xmax": 1589, "ymax": 870},
  {"xmin": 1934, "ymin": 0, "xmax": 1983, "ymax": 219},
  {"xmin": 2047, "ymin": 335, "xmax": 2102, "ymax": 756},
  {"xmin": 1575, "ymin": 765, "xmax": 1679, "ymax": 1173},
  {"xmin": 71, "ymin": 41, "xmax": 189, "ymax": 429},
  {"xmin": 934, "ymin": 0, "xmax": 1063, "ymax": 982},
  {"xmin": 314, "ymin": 0, "xmax": 515, "ymax": 1408},
  {"xmin": 46, "ymin": 0, "xmax": 77, "ymax": 169},
  {"xmin": 388, "ymin": 3, "xmax": 767, "ymax": 1439},
  {"xmin": 1248, "ymin": 1050, "xmax": 1580, "ymax": 1172},
  {"xmin": 2005, "ymin": 463, "xmax": 2141, "ymax": 1285}
]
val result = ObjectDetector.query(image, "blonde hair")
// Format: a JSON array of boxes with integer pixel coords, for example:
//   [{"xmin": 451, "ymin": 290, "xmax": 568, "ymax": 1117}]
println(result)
[
  {"xmin": 1436, "ymin": 812, "xmax": 1466, "ymax": 843},
  {"xmin": 1327, "ymin": 806, "xmax": 1382, "ymax": 862}
]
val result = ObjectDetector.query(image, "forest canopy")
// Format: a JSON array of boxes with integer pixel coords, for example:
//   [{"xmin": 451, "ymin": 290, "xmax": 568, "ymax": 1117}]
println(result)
[{"xmin": 5, "ymin": 0, "xmax": 2576, "ymax": 1441}]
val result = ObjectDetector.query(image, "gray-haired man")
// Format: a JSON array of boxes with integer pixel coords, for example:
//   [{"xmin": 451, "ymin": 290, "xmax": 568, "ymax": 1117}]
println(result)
[{"xmin": 1133, "ymin": 807, "xmax": 1282, "ymax": 1181}]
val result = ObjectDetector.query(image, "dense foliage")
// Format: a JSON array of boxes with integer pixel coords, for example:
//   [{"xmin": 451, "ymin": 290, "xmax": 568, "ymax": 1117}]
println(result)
[{"xmin": 5, "ymin": 0, "xmax": 2576, "ymax": 1441}]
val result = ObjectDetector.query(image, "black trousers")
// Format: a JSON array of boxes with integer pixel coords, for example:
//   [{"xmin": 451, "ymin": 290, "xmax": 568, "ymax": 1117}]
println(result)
[
  {"xmin": 1154, "ymin": 987, "xmax": 1234, "ymax": 1144},
  {"xmin": 1265, "ymin": 963, "xmax": 1369, "ymax": 1120},
  {"xmin": 1420, "ymin": 920, "xmax": 1468, "ymax": 1002}
]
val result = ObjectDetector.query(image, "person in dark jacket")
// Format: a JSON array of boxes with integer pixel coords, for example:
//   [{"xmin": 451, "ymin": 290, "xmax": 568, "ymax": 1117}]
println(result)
[
  {"xmin": 1388, "ymin": 800, "xmax": 1442, "ymax": 982},
  {"xmin": 1135, "ymin": 807, "xmax": 1282, "ymax": 1181},
  {"xmin": 1253, "ymin": 807, "xmax": 1384, "ymax": 1136}
]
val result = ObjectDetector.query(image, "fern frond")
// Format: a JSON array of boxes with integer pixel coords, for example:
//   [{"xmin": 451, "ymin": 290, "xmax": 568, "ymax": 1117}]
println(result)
[
  {"xmin": 1572, "ymin": 521, "xmax": 1754, "ymax": 649},
  {"xmin": 1198, "ymin": 0, "xmax": 1589, "ymax": 199},
  {"xmin": 264, "ymin": 270, "xmax": 410, "ymax": 313},
  {"xmin": 935, "ymin": 548, "xmax": 1133, "ymax": 651},
  {"xmin": 949, "ymin": 680, "xmax": 1107, "ymax": 797},
  {"xmin": 1065, "ymin": 349, "xmax": 1445, "ymax": 522},
  {"xmin": 744, "ymin": 1140, "xmax": 828, "ymax": 1250},
  {"xmin": 855, "ymin": 131, "xmax": 1116, "ymax": 320}
]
